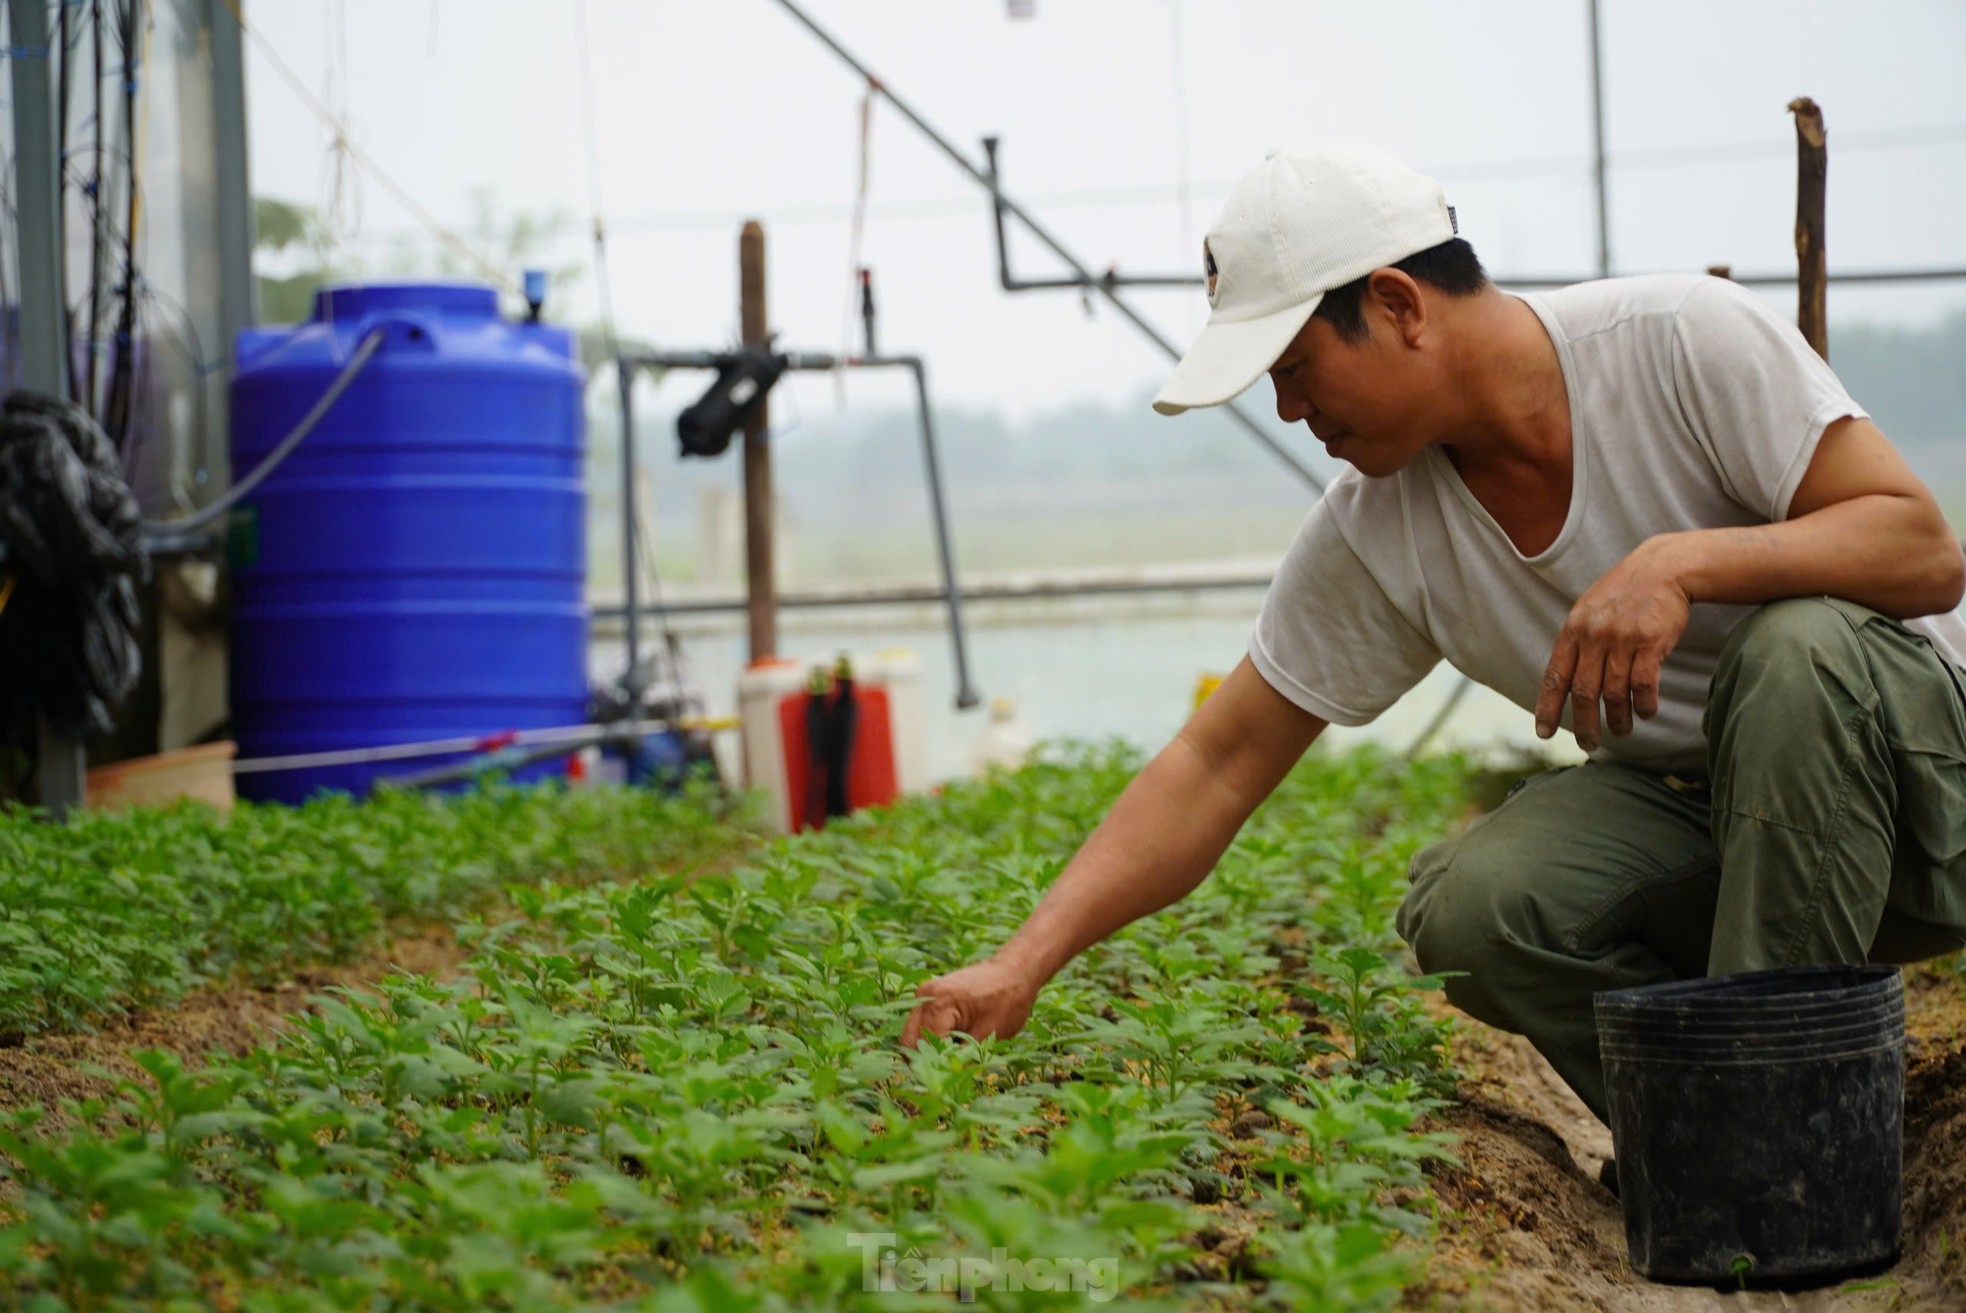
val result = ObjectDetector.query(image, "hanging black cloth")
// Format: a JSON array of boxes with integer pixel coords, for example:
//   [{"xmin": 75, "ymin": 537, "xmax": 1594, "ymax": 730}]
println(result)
[
  {"xmin": 0, "ymin": 392, "xmax": 149, "ymax": 743},
  {"xmin": 802, "ymin": 661, "xmax": 860, "ymax": 830}
]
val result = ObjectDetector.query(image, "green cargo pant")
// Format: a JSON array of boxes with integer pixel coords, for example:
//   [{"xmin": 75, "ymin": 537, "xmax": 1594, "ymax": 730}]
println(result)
[{"xmin": 1396, "ymin": 597, "xmax": 1966, "ymax": 1123}]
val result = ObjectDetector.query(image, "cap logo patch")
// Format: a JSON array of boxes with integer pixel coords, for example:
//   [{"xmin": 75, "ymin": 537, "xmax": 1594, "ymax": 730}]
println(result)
[{"xmin": 1203, "ymin": 240, "xmax": 1219, "ymax": 305}]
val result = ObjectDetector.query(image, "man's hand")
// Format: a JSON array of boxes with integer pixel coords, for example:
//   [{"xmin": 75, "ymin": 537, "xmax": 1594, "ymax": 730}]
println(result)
[
  {"xmin": 895, "ymin": 657, "xmax": 1323, "ymax": 1051},
  {"xmin": 1536, "ymin": 538, "xmax": 1692, "ymax": 751},
  {"xmin": 898, "ymin": 955, "xmax": 1041, "ymax": 1048}
]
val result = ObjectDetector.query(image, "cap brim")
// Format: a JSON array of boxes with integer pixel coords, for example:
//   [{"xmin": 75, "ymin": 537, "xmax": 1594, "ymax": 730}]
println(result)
[{"xmin": 1150, "ymin": 294, "xmax": 1322, "ymax": 416}]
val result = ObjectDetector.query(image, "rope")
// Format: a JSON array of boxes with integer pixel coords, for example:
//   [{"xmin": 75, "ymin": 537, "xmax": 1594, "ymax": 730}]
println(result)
[
  {"xmin": 316, "ymin": 0, "xmax": 363, "ymax": 256},
  {"xmin": 215, "ymin": 0, "xmax": 513, "ymax": 293},
  {"xmin": 570, "ymin": 0, "xmax": 687, "ymax": 692},
  {"xmin": 1165, "ymin": 0, "xmax": 1199, "ymax": 331},
  {"xmin": 836, "ymin": 77, "xmax": 876, "ymax": 397},
  {"xmin": 571, "ymin": 0, "xmax": 616, "ymax": 352}
]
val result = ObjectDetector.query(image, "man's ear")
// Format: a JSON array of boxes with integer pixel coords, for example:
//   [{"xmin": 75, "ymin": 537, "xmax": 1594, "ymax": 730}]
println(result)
[{"xmin": 1365, "ymin": 269, "xmax": 1427, "ymax": 347}]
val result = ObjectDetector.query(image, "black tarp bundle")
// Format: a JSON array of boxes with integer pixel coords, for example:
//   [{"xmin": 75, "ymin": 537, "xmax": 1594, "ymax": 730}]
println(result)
[{"xmin": 0, "ymin": 391, "xmax": 149, "ymax": 743}]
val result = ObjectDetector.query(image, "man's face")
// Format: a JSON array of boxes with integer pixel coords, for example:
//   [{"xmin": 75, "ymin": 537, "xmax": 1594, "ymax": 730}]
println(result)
[{"xmin": 1266, "ymin": 303, "xmax": 1435, "ymax": 478}]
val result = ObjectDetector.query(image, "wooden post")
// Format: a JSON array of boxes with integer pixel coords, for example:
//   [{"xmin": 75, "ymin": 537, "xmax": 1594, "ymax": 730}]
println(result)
[
  {"xmin": 1789, "ymin": 97, "xmax": 1829, "ymax": 361},
  {"xmin": 740, "ymin": 221, "xmax": 777, "ymax": 662}
]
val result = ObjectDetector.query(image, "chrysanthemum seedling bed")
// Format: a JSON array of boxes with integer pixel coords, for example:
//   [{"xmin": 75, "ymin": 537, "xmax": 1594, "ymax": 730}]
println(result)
[
  {"xmin": 0, "ymin": 781, "xmax": 762, "ymax": 1040},
  {"xmin": 0, "ymin": 745, "xmax": 1475, "ymax": 1310}
]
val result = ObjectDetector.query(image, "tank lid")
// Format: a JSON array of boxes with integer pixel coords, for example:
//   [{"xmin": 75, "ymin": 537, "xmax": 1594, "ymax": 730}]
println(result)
[{"xmin": 311, "ymin": 282, "xmax": 500, "ymax": 324}]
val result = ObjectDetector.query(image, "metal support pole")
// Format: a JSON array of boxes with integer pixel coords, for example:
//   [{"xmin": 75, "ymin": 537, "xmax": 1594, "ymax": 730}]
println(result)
[
  {"xmin": 616, "ymin": 356, "xmax": 643, "ymax": 703},
  {"xmin": 210, "ymin": 0, "xmax": 257, "ymax": 355},
  {"xmin": 12, "ymin": 0, "xmax": 86, "ymax": 816},
  {"xmin": 1586, "ymin": 0, "xmax": 1611, "ymax": 279},
  {"xmin": 897, "ymin": 356, "xmax": 979, "ymax": 709},
  {"xmin": 617, "ymin": 346, "xmax": 983, "ymax": 710},
  {"xmin": 740, "ymin": 220, "xmax": 777, "ymax": 661}
]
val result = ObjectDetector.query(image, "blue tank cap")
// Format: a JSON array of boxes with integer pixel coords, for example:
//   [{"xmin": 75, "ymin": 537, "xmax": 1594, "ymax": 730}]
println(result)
[{"xmin": 311, "ymin": 282, "xmax": 500, "ymax": 324}]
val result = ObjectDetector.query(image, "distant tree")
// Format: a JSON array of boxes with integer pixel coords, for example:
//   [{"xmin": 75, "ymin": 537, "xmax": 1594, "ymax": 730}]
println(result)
[{"xmin": 251, "ymin": 195, "xmax": 339, "ymax": 324}]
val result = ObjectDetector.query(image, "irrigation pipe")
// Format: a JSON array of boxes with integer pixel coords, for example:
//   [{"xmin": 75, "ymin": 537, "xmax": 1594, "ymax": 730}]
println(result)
[
  {"xmin": 140, "ymin": 329, "xmax": 384, "ymax": 535},
  {"xmin": 230, "ymin": 715, "xmax": 737, "ymax": 777}
]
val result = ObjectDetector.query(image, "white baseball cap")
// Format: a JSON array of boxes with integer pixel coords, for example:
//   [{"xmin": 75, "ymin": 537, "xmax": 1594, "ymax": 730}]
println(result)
[{"xmin": 1151, "ymin": 146, "xmax": 1457, "ymax": 416}]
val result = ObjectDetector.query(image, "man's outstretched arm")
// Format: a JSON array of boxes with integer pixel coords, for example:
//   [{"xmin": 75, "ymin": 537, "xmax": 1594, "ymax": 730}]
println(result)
[{"xmin": 898, "ymin": 654, "xmax": 1326, "ymax": 1047}]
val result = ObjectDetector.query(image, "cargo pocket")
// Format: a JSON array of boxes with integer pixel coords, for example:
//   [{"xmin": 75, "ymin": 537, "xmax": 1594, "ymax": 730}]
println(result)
[{"xmin": 1868, "ymin": 613, "xmax": 1966, "ymax": 933}]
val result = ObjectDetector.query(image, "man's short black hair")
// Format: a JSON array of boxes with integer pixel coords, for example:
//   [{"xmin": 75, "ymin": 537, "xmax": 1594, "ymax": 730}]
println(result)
[{"xmin": 1312, "ymin": 238, "xmax": 1488, "ymax": 343}]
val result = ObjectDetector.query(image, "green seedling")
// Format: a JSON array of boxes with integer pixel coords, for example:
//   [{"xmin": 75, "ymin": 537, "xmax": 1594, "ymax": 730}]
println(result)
[{"xmin": 0, "ymin": 746, "xmax": 1475, "ymax": 1309}]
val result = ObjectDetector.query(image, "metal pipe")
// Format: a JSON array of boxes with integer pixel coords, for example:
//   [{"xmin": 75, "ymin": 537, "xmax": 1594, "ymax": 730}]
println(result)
[
  {"xmin": 616, "ymin": 354, "xmax": 643, "ymax": 705},
  {"xmin": 1498, "ymin": 267, "xmax": 1966, "ymax": 289},
  {"xmin": 1403, "ymin": 672, "xmax": 1474, "ymax": 759},
  {"xmin": 380, "ymin": 733, "xmax": 626, "ymax": 792},
  {"xmin": 619, "ymin": 347, "xmax": 984, "ymax": 710},
  {"xmin": 233, "ymin": 717, "xmax": 688, "ymax": 776},
  {"xmin": 891, "ymin": 355, "xmax": 979, "ymax": 708},
  {"xmin": 208, "ymin": 0, "xmax": 257, "ymax": 501},
  {"xmin": 13, "ymin": 0, "xmax": 86, "ymax": 818},
  {"xmin": 1586, "ymin": 0, "xmax": 1611, "ymax": 278},
  {"xmin": 590, "ymin": 568, "xmax": 1275, "ymax": 620},
  {"xmin": 771, "ymin": 0, "xmax": 1324, "ymax": 496}
]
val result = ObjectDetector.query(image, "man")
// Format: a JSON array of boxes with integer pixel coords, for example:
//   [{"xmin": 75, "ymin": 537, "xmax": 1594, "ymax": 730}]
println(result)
[{"xmin": 899, "ymin": 145, "xmax": 1966, "ymax": 1127}]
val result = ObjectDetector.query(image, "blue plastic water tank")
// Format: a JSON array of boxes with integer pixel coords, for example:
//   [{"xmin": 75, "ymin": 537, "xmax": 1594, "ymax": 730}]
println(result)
[{"xmin": 229, "ymin": 283, "xmax": 588, "ymax": 804}]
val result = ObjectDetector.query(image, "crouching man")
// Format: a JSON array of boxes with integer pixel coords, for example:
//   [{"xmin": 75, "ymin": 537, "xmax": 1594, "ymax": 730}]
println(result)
[{"xmin": 901, "ymin": 146, "xmax": 1966, "ymax": 1124}]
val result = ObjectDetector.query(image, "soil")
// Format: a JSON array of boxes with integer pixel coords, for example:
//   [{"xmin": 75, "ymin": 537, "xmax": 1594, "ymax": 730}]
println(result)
[
  {"xmin": 0, "ymin": 919, "xmax": 472, "ymax": 1128},
  {"xmin": 1409, "ymin": 962, "xmax": 1966, "ymax": 1312}
]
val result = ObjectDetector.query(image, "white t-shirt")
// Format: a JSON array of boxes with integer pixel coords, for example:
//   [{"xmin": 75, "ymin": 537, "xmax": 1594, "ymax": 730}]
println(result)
[{"xmin": 1249, "ymin": 273, "xmax": 1966, "ymax": 772}]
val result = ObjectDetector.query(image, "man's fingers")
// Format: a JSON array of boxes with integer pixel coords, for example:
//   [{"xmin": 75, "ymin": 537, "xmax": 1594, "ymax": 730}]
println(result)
[
  {"xmin": 1602, "ymin": 647, "xmax": 1637, "ymax": 738},
  {"xmin": 900, "ymin": 979, "xmax": 944, "ymax": 1049},
  {"xmin": 1535, "ymin": 634, "xmax": 1580, "ymax": 738},
  {"xmin": 900, "ymin": 993, "xmax": 961, "ymax": 1049},
  {"xmin": 1631, "ymin": 649, "xmax": 1664, "ymax": 720},
  {"xmin": 1569, "ymin": 641, "xmax": 1606, "ymax": 751}
]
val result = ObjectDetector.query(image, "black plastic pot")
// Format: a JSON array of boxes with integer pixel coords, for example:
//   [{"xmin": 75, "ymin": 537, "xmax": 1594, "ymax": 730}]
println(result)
[{"xmin": 1594, "ymin": 965, "xmax": 1905, "ymax": 1287}]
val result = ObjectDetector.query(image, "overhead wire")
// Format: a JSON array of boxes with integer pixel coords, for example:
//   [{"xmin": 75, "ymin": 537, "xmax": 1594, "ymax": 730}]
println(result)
[
  {"xmin": 1164, "ymin": 0, "xmax": 1198, "ymax": 331},
  {"xmin": 315, "ymin": 0, "xmax": 361, "ymax": 255},
  {"xmin": 571, "ymin": 0, "xmax": 687, "ymax": 699},
  {"xmin": 314, "ymin": 121, "xmax": 1966, "ymax": 240}
]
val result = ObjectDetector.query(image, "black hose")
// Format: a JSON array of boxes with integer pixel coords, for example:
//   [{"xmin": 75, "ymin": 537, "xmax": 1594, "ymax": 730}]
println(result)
[{"xmin": 103, "ymin": 0, "xmax": 141, "ymax": 452}]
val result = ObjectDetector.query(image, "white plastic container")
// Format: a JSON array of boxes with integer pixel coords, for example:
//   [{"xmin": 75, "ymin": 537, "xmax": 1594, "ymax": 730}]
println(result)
[
  {"xmin": 972, "ymin": 697, "xmax": 1035, "ymax": 775},
  {"xmin": 873, "ymin": 648, "xmax": 929, "ymax": 795},
  {"xmin": 737, "ymin": 651, "xmax": 928, "ymax": 832}
]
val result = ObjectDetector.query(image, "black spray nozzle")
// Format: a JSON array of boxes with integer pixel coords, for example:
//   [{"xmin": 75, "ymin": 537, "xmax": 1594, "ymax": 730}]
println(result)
[
  {"xmin": 858, "ymin": 267, "xmax": 877, "ymax": 359},
  {"xmin": 676, "ymin": 345, "xmax": 788, "ymax": 458}
]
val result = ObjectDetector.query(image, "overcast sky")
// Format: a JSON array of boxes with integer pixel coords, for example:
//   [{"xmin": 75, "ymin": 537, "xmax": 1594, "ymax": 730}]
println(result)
[{"xmin": 243, "ymin": 0, "xmax": 1966, "ymax": 422}]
